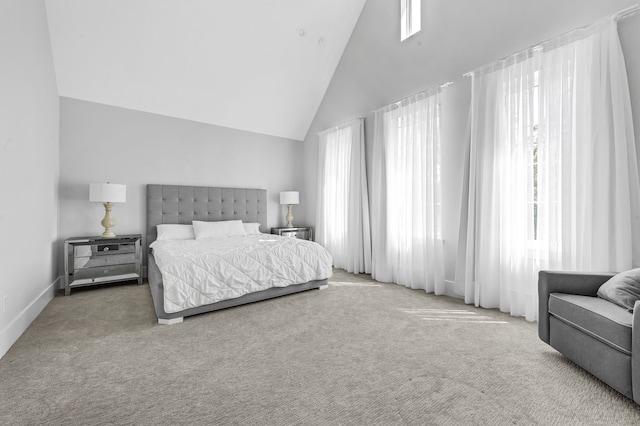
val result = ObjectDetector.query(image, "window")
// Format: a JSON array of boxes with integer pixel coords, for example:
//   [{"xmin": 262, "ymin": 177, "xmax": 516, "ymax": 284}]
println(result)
[
  {"xmin": 457, "ymin": 17, "xmax": 640, "ymax": 321},
  {"xmin": 370, "ymin": 89, "xmax": 444, "ymax": 291},
  {"xmin": 319, "ymin": 125, "xmax": 352, "ymax": 249},
  {"xmin": 388, "ymin": 109, "xmax": 441, "ymax": 242},
  {"xmin": 401, "ymin": 0, "xmax": 421, "ymax": 41},
  {"xmin": 316, "ymin": 119, "xmax": 371, "ymax": 274},
  {"xmin": 528, "ymin": 71, "xmax": 540, "ymax": 241}
]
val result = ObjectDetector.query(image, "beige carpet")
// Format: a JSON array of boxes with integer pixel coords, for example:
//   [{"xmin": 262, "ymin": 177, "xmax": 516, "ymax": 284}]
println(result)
[{"xmin": 1, "ymin": 270, "xmax": 640, "ymax": 425}]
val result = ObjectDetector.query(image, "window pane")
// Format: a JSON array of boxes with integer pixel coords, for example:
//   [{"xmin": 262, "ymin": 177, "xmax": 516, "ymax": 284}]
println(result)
[{"xmin": 401, "ymin": 0, "xmax": 421, "ymax": 41}]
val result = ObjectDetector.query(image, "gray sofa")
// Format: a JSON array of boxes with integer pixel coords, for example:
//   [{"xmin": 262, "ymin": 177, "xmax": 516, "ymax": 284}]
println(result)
[{"xmin": 538, "ymin": 270, "xmax": 640, "ymax": 403}]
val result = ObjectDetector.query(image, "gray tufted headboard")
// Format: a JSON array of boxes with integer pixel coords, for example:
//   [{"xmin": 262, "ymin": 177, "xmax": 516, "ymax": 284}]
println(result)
[{"xmin": 146, "ymin": 184, "xmax": 268, "ymax": 249}]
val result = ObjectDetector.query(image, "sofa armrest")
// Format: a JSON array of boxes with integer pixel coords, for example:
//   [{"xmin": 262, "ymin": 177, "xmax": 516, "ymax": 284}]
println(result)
[
  {"xmin": 538, "ymin": 270, "xmax": 615, "ymax": 344},
  {"xmin": 633, "ymin": 300, "xmax": 640, "ymax": 404}
]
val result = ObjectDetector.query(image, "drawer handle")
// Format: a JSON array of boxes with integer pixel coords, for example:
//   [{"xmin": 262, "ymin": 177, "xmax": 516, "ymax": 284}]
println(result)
[{"xmin": 103, "ymin": 247, "xmax": 109, "ymax": 252}]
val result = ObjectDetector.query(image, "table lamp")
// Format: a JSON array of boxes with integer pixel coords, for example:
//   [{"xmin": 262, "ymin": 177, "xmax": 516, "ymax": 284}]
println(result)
[
  {"xmin": 90, "ymin": 183, "xmax": 126, "ymax": 238},
  {"xmin": 279, "ymin": 191, "xmax": 299, "ymax": 228}
]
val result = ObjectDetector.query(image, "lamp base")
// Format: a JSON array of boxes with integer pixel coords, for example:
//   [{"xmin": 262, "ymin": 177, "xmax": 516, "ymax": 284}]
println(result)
[
  {"xmin": 285, "ymin": 204, "xmax": 294, "ymax": 228},
  {"xmin": 100, "ymin": 202, "xmax": 117, "ymax": 238}
]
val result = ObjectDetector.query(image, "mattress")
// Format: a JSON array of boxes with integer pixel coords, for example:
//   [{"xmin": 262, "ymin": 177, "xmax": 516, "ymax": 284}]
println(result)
[{"xmin": 150, "ymin": 234, "xmax": 333, "ymax": 313}]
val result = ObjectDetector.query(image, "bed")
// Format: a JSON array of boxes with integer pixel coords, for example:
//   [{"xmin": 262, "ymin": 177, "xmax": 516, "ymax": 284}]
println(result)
[{"xmin": 146, "ymin": 184, "xmax": 331, "ymax": 324}]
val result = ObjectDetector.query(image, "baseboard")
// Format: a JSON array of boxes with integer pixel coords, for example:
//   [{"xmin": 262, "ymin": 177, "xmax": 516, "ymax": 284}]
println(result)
[{"xmin": 0, "ymin": 276, "xmax": 60, "ymax": 360}]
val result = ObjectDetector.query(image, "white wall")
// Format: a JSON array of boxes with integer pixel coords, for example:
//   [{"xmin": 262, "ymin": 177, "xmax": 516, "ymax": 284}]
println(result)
[
  {"xmin": 59, "ymin": 98, "xmax": 307, "ymax": 274},
  {"xmin": 45, "ymin": 0, "xmax": 366, "ymax": 141},
  {"xmin": 0, "ymin": 0, "xmax": 60, "ymax": 358},
  {"xmin": 303, "ymin": 0, "xmax": 640, "ymax": 291}
]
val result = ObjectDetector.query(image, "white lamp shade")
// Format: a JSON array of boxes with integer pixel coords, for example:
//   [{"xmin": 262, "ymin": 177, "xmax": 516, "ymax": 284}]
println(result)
[
  {"xmin": 280, "ymin": 191, "xmax": 299, "ymax": 205},
  {"xmin": 90, "ymin": 183, "xmax": 126, "ymax": 203}
]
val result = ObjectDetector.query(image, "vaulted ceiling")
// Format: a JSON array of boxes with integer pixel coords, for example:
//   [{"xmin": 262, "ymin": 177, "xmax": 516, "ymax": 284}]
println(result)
[{"xmin": 44, "ymin": 0, "xmax": 366, "ymax": 141}]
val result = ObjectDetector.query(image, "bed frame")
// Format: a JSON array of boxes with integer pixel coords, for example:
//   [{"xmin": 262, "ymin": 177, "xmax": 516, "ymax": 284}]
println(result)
[{"xmin": 146, "ymin": 184, "xmax": 328, "ymax": 324}]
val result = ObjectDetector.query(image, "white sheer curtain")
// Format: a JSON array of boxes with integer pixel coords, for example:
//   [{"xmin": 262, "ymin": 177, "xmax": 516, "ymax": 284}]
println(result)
[
  {"xmin": 370, "ymin": 89, "xmax": 445, "ymax": 293},
  {"xmin": 456, "ymin": 17, "xmax": 640, "ymax": 321},
  {"xmin": 538, "ymin": 18, "xmax": 640, "ymax": 271},
  {"xmin": 316, "ymin": 118, "xmax": 371, "ymax": 273}
]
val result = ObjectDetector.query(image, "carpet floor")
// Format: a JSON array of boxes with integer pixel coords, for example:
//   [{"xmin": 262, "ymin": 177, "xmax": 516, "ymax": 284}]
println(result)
[{"xmin": 1, "ymin": 270, "xmax": 640, "ymax": 425}]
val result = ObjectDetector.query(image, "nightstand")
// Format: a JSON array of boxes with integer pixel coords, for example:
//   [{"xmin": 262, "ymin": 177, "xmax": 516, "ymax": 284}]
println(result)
[
  {"xmin": 271, "ymin": 226, "xmax": 313, "ymax": 241},
  {"xmin": 64, "ymin": 234, "xmax": 142, "ymax": 296}
]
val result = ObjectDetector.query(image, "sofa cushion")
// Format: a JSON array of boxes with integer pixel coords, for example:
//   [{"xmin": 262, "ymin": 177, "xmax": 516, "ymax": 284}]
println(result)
[
  {"xmin": 597, "ymin": 268, "xmax": 640, "ymax": 312},
  {"xmin": 549, "ymin": 293, "xmax": 632, "ymax": 354}
]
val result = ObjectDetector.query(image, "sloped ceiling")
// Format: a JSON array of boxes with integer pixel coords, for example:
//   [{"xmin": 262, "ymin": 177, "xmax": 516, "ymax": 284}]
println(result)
[{"xmin": 44, "ymin": 0, "xmax": 366, "ymax": 141}]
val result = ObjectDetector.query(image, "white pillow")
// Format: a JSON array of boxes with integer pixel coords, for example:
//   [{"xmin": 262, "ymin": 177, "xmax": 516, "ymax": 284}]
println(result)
[
  {"xmin": 193, "ymin": 220, "xmax": 247, "ymax": 240},
  {"xmin": 156, "ymin": 224, "xmax": 195, "ymax": 241},
  {"xmin": 243, "ymin": 222, "xmax": 262, "ymax": 235}
]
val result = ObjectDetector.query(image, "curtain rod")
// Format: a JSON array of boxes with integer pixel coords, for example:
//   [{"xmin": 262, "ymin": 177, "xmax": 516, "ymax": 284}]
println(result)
[
  {"xmin": 317, "ymin": 117, "xmax": 365, "ymax": 135},
  {"xmin": 462, "ymin": 4, "xmax": 639, "ymax": 78},
  {"xmin": 615, "ymin": 3, "xmax": 640, "ymax": 19},
  {"xmin": 368, "ymin": 81, "xmax": 453, "ymax": 115},
  {"xmin": 319, "ymin": 79, "xmax": 452, "ymax": 133},
  {"xmin": 319, "ymin": 79, "xmax": 451, "ymax": 132},
  {"xmin": 385, "ymin": 81, "xmax": 453, "ymax": 108}
]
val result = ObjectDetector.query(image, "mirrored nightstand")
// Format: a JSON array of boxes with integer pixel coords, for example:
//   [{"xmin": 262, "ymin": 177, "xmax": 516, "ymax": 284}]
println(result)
[
  {"xmin": 64, "ymin": 234, "xmax": 142, "ymax": 295},
  {"xmin": 270, "ymin": 227, "xmax": 313, "ymax": 241}
]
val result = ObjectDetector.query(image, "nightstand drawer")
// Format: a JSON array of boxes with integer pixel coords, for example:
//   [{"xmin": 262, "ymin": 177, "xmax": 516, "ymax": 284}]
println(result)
[
  {"xmin": 73, "ymin": 263, "xmax": 138, "ymax": 282},
  {"xmin": 97, "ymin": 243, "xmax": 135, "ymax": 254},
  {"xmin": 280, "ymin": 230, "xmax": 300, "ymax": 238},
  {"xmin": 74, "ymin": 243, "xmax": 135, "ymax": 258},
  {"xmin": 270, "ymin": 226, "xmax": 313, "ymax": 241},
  {"xmin": 75, "ymin": 253, "xmax": 136, "ymax": 270}
]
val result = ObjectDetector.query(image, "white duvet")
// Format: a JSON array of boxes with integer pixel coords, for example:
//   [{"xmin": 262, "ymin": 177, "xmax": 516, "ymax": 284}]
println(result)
[{"xmin": 150, "ymin": 234, "xmax": 333, "ymax": 313}]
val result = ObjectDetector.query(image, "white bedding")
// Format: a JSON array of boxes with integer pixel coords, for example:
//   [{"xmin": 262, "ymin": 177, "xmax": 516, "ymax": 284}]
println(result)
[{"xmin": 150, "ymin": 234, "xmax": 333, "ymax": 313}]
